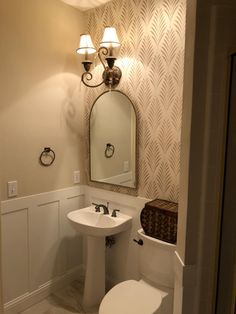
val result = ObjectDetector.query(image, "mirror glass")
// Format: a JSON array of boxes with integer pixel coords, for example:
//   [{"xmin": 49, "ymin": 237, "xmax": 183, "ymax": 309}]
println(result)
[{"xmin": 90, "ymin": 90, "xmax": 137, "ymax": 188}]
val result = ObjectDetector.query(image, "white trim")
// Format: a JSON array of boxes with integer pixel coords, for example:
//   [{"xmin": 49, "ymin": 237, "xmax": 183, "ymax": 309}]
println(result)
[
  {"xmin": 174, "ymin": 251, "xmax": 196, "ymax": 287},
  {"xmin": 173, "ymin": 251, "xmax": 197, "ymax": 314},
  {"xmin": 1, "ymin": 185, "xmax": 84, "ymax": 215}
]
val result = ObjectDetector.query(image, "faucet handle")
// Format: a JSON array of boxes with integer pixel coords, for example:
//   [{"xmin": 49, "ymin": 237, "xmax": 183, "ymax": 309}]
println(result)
[
  {"xmin": 111, "ymin": 209, "xmax": 120, "ymax": 217},
  {"xmin": 92, "ymin": 202, "xmax": 101, "ymax": 212}
]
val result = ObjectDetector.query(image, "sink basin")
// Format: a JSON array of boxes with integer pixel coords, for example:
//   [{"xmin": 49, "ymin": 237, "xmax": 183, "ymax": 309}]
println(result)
[{"xmin": 67, "ymin": 206, "xmax": 132, "ymax": 237}]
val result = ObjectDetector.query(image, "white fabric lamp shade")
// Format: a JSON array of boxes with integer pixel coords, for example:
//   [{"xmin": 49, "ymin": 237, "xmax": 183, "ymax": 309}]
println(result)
[
  {"xmin": 100, "ymin": 27, "xmax": 120, "ymax": 48},
  {"xmin": 76, "ymin": 34, "xmax": 96, "ymax": 54}
]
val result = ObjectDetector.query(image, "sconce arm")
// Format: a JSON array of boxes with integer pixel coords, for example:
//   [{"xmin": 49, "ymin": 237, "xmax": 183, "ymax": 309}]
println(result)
[
  {"xmin": 80, "ymin": 46, "xmax": 121, "ymax": 88},
  {"xmin": 81, "ymin": 72, "xmax": 106, "ymax": 88},
  {"xmin": 98, "ymin": 46, "xmax": 109, "ymax": 70},
  {"xmin": 80, "ymin": 47, "xmax": 109, "ymax": 88}
]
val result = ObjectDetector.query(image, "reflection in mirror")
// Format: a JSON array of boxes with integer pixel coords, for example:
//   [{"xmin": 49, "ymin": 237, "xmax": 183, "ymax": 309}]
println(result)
[{"xmin": 90, "ymin": 90, "xmax": 136, "ymax": 188}]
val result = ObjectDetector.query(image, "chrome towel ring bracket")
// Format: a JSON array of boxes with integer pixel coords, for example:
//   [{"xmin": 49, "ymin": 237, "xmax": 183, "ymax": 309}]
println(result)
[{"xmin": 39, "ymin": 147, "xmax": 56, "ymax": 167}]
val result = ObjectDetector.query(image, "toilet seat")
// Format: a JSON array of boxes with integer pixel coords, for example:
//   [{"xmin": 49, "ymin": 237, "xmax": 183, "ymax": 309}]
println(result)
[{"xmin": 99, "ymin": 280, "xmax": 162, "ymax": 314}]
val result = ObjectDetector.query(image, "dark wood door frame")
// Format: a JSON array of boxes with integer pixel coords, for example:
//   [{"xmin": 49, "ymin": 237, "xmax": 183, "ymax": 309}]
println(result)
[{"xmin": 215, "ymin": 53, "xmax": 236, "ymax": 314}]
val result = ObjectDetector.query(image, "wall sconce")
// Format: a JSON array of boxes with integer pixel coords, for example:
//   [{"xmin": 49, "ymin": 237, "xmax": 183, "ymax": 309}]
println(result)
[{"xmin": 76, "ymin": 26, "xmax": 122, "ymax": 88}]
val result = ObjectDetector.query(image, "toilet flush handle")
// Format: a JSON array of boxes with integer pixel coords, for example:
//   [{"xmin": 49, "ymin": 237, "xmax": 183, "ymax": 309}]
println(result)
[{"xmin": 133, "ymin": 238, "xmax": 143, "ymax": 246}]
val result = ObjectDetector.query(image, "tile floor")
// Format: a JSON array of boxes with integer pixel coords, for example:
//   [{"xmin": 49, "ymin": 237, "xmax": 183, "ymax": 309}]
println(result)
[{"xmin": 21, "ymin": 281, "xmax": 99, "ymax": 314}]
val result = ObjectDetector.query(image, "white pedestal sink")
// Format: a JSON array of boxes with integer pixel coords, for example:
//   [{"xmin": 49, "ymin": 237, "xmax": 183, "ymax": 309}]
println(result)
[{"xmin": 67, "ymin": 206, "xmax": 132, "ymax": 309}]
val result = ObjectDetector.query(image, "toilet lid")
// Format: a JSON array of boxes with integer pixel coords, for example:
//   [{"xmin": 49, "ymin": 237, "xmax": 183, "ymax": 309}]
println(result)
[{"xmin": 99, "ymin": 280, "xmax": 162, "ymax": 314}]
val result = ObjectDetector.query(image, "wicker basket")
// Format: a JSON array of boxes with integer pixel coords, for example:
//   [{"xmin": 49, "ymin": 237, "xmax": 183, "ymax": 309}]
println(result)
[{"xmin": 140, "ymin": 199, "xmax": 178, "ymax": 244}]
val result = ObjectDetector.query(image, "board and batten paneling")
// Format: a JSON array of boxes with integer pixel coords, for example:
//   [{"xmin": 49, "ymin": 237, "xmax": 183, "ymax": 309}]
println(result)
[
  {"xmin": 29, "ymin": 201, "xmax": 61, "ymax": 291},
  {"xmin": 1, "ymin": 186, "xmax": 85, "ymax": 313},
  {"xmin": 2, "ymin": 210, "xmax": 29, "ymax": 303}
]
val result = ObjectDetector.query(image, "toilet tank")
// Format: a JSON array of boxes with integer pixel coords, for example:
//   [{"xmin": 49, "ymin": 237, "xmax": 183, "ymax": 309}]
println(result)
[{"xmin": 137, "ymin": 228, "xmax": 176, "ymax": 289}]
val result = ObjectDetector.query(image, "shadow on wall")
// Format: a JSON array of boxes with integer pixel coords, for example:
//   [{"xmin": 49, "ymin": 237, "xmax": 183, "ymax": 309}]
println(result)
[
  {"xmin": 0, "ymin": 70, "xmax": 83, "ymax": 146},
  {"xmin": 49, "ymin": 235, "xmax": 84, "ymax": 295},
  {"xmin": 62, "ymin": 52, "xmax": 85, "ymax": 142},
  {"xmin": 0, "ymin": 70, "xmax": 85, "ymax": 199}
]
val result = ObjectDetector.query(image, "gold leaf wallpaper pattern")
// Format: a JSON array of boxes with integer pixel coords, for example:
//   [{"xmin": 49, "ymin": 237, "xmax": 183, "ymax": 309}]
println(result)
[{"xmin": 84, "ymin": 0, "xmax": 186, "ymax": 202}]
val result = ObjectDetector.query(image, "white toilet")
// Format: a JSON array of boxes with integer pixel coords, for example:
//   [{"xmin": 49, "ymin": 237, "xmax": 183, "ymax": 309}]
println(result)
[{"xmin": 99, "ymin": 228, "xmax": 176, "ymax": 314}]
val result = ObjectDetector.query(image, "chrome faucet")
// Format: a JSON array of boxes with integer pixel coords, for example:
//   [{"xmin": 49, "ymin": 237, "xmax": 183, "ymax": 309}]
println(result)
[{"xmin": 92, "ymin": 202, "xmax": 110, "ymax": 215}]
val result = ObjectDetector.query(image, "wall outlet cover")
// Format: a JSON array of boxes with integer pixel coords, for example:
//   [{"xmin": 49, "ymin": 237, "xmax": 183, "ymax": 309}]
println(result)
[{"xmin": 123, "ymin": 161, "xmax": 129, "ymax": 172}]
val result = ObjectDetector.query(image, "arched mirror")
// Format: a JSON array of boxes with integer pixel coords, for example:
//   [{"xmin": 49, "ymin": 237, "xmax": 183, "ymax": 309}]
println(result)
[{"xmin": 89, "ymin": 90, "xmax": 137, "ymax": 188}]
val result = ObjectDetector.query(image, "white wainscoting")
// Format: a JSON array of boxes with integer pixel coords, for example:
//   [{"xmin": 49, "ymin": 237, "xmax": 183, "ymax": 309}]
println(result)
[
  {"xmin": 1, "ymin": 186, "xmax": 85, "ymax": 314},
  {"xmin": 1, "ymin": 185, "xmax": 151, "ymax": 313}
]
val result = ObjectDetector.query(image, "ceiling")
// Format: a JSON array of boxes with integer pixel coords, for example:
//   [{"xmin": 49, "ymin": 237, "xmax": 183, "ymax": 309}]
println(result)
[{"xmin": 60, "ymin": 0, "xmax": 112, "ymax": 11}]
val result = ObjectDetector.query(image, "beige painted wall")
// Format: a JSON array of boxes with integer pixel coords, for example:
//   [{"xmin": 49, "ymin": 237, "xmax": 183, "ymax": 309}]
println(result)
[
  {"xmin": 84, "ymin": 0, "xmax": 186, "ymax": 202},
  {"xmin": 0, "ymin": 0, "xmax": 85, "ymax": 200}
]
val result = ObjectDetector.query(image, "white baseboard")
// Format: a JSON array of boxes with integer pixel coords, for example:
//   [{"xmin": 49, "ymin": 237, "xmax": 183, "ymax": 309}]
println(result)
[{"xmin": 4, "ymin": 265, "xmax": 84, "ymax": 314}]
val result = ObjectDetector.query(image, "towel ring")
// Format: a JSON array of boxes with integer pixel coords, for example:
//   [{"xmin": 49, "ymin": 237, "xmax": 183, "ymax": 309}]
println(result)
[
  {"xmin": 105, "ymin": 143, "xmax": 115, "ymax": 158},
  {"xmin": 39, "ymin": 147, "xmax": 56, "ymax": 166}
]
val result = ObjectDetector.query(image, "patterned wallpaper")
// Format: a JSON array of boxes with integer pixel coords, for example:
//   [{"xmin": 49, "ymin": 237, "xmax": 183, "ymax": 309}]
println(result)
[{"xmin": 84, "ymin": 0, "xmax": 186, "ymax": 202}]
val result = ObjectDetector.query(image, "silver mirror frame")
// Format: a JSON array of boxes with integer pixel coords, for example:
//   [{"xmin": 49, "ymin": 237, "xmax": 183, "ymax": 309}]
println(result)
[{"xmin": 89, "ymin": 90, "xmax": 138, "ymax": 189}]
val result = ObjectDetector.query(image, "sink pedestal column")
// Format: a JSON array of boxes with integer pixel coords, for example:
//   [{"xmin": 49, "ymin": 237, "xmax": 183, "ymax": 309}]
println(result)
[{"xmin": 83, "ymin": 235, "xmax": 106, "ymax": 309}]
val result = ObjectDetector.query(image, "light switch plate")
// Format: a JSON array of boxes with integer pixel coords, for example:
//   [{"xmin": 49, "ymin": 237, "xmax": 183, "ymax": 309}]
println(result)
[
  {"xmin": 7, "ymin": 181, "xmax": 18, "ymax": 198},
  {"xmin": 73, "ymin": 171, "xmax": 80, "ymax": 184}
]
